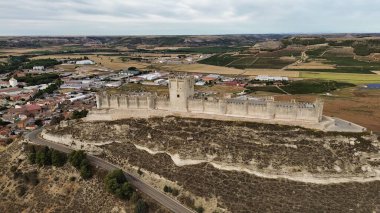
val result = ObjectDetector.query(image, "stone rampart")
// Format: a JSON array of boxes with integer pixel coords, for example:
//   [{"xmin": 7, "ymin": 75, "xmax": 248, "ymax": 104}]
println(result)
[{"xmin": 95, "ymin": 93, "xmax": 323, "ymax": 123}]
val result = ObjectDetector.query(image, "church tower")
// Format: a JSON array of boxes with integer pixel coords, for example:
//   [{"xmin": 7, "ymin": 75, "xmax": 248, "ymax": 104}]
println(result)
[{"xmin": 169, "ymin": 76, "xmax": 195, "ymax": 112}]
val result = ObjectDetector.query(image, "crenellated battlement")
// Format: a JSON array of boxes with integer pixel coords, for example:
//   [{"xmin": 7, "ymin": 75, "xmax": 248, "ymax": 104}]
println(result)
[{"xmin": 96, "ymin": 77, "xmax": 324, "ymax": 123}]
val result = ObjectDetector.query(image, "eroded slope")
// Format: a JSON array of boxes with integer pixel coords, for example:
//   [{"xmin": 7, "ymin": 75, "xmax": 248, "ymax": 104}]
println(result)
[
  {"xmin": 49, "ymin": 117, "xmax": 380, "ymax": 177},
  {"xmin": 45, "ymin": 117, "xmax": 380, "ymax": 212}
]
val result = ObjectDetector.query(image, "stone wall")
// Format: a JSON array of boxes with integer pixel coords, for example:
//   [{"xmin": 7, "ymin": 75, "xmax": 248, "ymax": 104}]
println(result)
[{"xmin": 95, "ymin": 93, "xmax": 323, "ymax": 123}]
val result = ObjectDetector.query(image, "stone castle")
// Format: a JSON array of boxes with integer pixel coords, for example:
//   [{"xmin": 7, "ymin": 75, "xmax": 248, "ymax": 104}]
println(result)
[{"xmin": 95, "ymin": 76, "xmax": 324, "ymax": 123}]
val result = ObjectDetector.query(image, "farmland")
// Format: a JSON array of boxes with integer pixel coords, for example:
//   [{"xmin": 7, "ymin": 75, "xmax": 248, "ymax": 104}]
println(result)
[
  {"xmin": 300, "ymin": 72, "xmax": 380, "ymax": 84},
  {"xmin": 199, "ymin": 53, "xmax": 297, "ymax": 69},
  {"xmin": 276, "ymin": 87, "xmax": 380, "ymax": 132},
  {"xmin": 32, "ymin": 54, "xmax": 149, "ymax": 71},
  {"xmin": 246, "ymin": 79, "xmax": 354, "ymax": 94},
  {"xmin": 292, "ymin": 57, "xmax": 380, "ymax": 74}
]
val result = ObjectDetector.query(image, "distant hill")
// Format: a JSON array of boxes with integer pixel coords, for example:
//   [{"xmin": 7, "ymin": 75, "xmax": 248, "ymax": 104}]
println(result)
[{"xmin": 0, "ymin": 35, "xmax": 286, "ymax": 49}]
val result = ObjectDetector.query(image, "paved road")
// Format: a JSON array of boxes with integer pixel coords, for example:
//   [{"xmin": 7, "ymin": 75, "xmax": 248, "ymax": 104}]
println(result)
[{"xmin": 25, "ymin": 129, "xmax": 193, "ymax": 213}]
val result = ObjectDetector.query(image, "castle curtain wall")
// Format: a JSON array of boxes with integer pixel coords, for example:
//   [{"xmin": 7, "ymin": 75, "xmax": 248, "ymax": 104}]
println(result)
[{"xmin": 95, "ymin": 77, "xmax": 323, "ymax": 123}]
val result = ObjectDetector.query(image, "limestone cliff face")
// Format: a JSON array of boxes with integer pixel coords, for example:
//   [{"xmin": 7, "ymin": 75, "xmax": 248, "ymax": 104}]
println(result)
[
  {"xmin": 46, "ymin": 117, "xmax": 380, "ymax": 182},
  {"xmin": 41, "ymin": 129, "xmax": 111, "ymax": 155}
]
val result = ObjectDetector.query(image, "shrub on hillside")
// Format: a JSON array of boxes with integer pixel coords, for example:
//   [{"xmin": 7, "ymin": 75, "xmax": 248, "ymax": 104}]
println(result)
[
  {"xmin": 79, "ymin": 159, "xmax": 93, "ymax": 179},
  {"xmin": 104, "ymin": 169, "xmax": 134, "ymax": 200},
  {"xmin": 69, "ymin": 150, "xmax": 87, "ymax": 169},
  {"xmin": 71, "ymin": 110, "xmax": 89, "ymax": 119},
  {"xmin": 51, "ymin": 150, "xmax": 67, "ymax": 167},
  {"xmin": 135, "ymin": 199, "xmax": 149, "ymax": 213}
]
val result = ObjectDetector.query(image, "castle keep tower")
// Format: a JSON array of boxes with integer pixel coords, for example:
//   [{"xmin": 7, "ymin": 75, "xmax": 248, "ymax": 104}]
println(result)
[{"xmin": 169, "ymin": 76, "xmax": 195, "ymax": 112}]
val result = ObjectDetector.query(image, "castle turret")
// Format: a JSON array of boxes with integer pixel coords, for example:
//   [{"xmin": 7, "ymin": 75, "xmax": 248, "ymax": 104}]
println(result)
[
  {"xmin": 169, "ymin": 76, "xmax": 195, "ymax": 112},
  {"xmin": 96, "ymin": 94, "xmax": 101, "ymax": 109},
  {"xmin": 315, "ymin": 98, "xmax": 324, "ymax": 122}
]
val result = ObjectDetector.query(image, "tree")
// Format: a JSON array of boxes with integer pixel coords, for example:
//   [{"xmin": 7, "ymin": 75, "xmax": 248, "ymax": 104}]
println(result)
[
  {"xmin": 135, "ymin": 199, "xmax": 149, "ymax": 213},
  {"xmin": 34, "ymin": 119, "xmax": 43, "ymax": 127},
  {"xmin": 164, "ymin": 185, "xmax": 169, "ymax": 193},
  {"xmin": 105, "ymin": 169, "xmax": 126, "ymax": 184},
  {"xmin": 195, "ymin": 206, "xmax": 205, "ymax": 213},
  {"xmin": 105, "ymin": 178, "xmax": 120, "ymax": 194},
  {"xmin": 0, "ymin": 119, "xmax": 11, "ymax": 126},
  {"xmin": 50, "ymin": 115, "xmax": 64, "ymax": 125},
  {"xmin": 131, "ymin": 192, "xmax": 140, "ymax": 203},
  {"xmin": 43, "ymin": 146, "xmax": 52, "ymax": 165},
  {"xmin": 35, "ymin": 150, "xmax": 46, "ymax": 166},
  {"xmin": 79, "ymin": 159, "xmax": 93, "ymax": 179},
  {"xmin": 117, "ymin": 182, "xmax": 133, "ymax": 199},
  {"xmin": 71, "ymin": 110, "xmax": 89, "ymax": 119},
  {"xmin": 51, "ymin": 150, "xmax": 67, "ymax": 167},
  {"xmin": 69, "ymin": 150, "xmax": 86, "ymax": 169},
  {"xmin": 28, "ymin": 146, "xmax": 36, "ymax": 164},
  {"xmin": 104, "ymin": 169, "xmax": 134, "ymax": 200}
]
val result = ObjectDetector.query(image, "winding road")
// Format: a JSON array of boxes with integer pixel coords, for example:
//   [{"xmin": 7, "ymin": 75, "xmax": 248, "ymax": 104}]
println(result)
[{"xmin": 25, "ymin": 129, "xmax": 193, "ymax": 213}]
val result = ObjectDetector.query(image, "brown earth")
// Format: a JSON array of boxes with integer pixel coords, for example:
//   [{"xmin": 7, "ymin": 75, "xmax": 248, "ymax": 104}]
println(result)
[{"xmin": 275, "ymin": 87, "xmax": 380, "ymax": 132}]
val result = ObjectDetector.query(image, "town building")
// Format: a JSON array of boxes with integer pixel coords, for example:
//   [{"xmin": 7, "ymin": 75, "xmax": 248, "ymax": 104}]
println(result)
[
  {"xmin": 76, "ymin": 60, "xmax": 95, "ymax": 65},
  {"xmin": 33, "ymin": 66, "xmax": 45, "ymax": 71},
  {"xmin": 9, "ymin": 77, "xmax": 18, "ymax": 87},
  {"xmin": 255, "ymin": 75, "xmax": 289, "ymax": 81},
  {"xmin": 0, "ymin": 81, "xmax": 9, "ymax": 88}
]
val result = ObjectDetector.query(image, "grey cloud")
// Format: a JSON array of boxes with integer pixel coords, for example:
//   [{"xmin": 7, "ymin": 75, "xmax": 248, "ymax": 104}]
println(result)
[{"xmin": 0, "ymin": 0, "xmax": 379, "ymax": 35}]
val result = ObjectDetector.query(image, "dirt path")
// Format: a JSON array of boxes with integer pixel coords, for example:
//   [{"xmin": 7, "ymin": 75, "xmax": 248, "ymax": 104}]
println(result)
[
  {"xmin": 224, "ymin": 53, "xmax": 259, "ymax": 67},
  {"xmin": 275, "ymin": 85, "xmax": 291, "ymax": 95},
  {"xmin": 282, "ymin": 51, "xmax": 304, "ymax": 70}
]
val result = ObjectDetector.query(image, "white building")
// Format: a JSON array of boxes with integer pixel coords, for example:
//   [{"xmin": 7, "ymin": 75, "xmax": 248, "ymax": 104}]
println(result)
[
  {"xmin": 9, "ymin": 77, "xmax": 18, "ymax": 87},
  {"xmin": 195, "ymin": 81, "xmax": 206, "ymax": 86},
  {"xmin": 139, "ymin": 72, "xmax": 168, "ymax": 81},
  {"xmin": 33, "ymin": 66, "xmax": 45, "ymax": 71},
  {"xmin": 154, "ymin": 79, "xmax": 168, "ymax": 85},
  {"xmin": 255, "ymin": 75, "xmax": 289, "ymax": 81},
  {"xmin": 60, "ymin": 83, "xmax": 90, "ymax": 90},
  {"xmin": 76, "ymin": 60, "xmax": 95, "ymax": 65},
  {"xmin": 69, "ymin": 94, "xmax": 92, "ymax": 102},
  {"xmin": 105, "ymin": 81, "xmax": 122, "ymax": 88}
]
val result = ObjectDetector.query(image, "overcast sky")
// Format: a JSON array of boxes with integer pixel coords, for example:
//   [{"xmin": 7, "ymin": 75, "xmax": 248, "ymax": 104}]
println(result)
[{"xmin": 0, "ymin": 0, "xmax": 379, "ymax": 35}]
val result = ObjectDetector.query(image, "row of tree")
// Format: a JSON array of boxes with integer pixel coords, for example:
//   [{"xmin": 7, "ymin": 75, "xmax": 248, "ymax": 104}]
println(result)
[
  {"xmin": 0, "ymin": 55, "xmax": 29, "ymax": 74},
  {"xmin": 29, "ymin": 146, "xmax": 67, "ymax": 167},
  {"xmin": 16, "ymin": 73, "xmax": 60, "ymax": 86},
  {"xmin": 23, "ymin": 59, "xmax": 61, "ymax": 69},
  {"xmin": 28, "ymin": 146, "xmax": 93, "ymax": 179}
]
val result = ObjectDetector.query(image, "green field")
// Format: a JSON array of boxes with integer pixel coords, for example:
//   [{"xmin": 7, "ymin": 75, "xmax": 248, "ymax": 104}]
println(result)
[
  {"xmin": 164, "ymin": 46, "xmax": 247, "ymax": 54},
  {"xmin": 305, "ymin": 46, "xmax": 329, "ymax": 57},
  {"xmin": 300, "ymin": 72, "xmax": 380, "ymax": 84},
  {"xmin": 199, "ymin": 54, "xmax": 296, "ymax": 69},
  {"xmin": 246, "ymin": 79, "xmax": 354, "ymax": 94}
]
